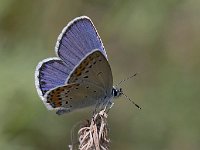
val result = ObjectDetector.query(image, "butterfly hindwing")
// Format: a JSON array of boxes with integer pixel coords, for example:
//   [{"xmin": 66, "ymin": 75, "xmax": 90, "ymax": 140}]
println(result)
[{"xmin": 44, "ymin": 82, "xmax": 106, "ymax": 113}]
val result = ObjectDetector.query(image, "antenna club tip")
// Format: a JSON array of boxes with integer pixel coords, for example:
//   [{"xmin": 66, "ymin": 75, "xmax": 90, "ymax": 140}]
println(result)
[{"xmin": 135, "ymin": 104, "xmax": 142, "ymax": 110}]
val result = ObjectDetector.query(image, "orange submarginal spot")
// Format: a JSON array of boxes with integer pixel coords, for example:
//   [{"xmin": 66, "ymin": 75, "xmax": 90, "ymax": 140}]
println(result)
[
  {"xmin": 55, "ymin": 101, "xmax": 62, "ymax": 107},
  {"xmin": 76, "ymin": 69, "xmax": 82, "ymax": 76},
  {"xmin": 51, "ymin": 97, "xmax": 62, "ymax": 107},
  {"xmin": 79, "ymin": 63, "xmax": 86, "ymax": 71},
  {"xmin": 84, "ymin": 59, "xmax": 90, "ymax": 66},
  {"xmin": 79, "ymin": 63, "xmax": 84, "ymax": 69},
  {"xmin": 50, "ymin": 91, "xmax": 60, "ymax": 103}
]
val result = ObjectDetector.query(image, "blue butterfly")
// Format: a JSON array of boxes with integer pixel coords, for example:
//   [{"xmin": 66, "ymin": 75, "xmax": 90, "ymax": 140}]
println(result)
[{"xmin": 35, "ymin": 16, "xmax": 129, "ymax": 115}]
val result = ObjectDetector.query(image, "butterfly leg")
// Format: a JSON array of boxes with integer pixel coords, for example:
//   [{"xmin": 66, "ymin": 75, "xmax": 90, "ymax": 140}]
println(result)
[
  {"xmin": 93, "ymin": 98, "xmax": 101, "ymax": 115},
  {"xmin": 104, "ymin": 101, "xmax": 114, "ymax": 113}
]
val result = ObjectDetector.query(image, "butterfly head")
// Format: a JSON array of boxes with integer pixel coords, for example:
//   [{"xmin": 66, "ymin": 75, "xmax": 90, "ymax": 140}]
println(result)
[{"xmin": 112, "ymin": 87, "xmax": 123, "ymax": 98}]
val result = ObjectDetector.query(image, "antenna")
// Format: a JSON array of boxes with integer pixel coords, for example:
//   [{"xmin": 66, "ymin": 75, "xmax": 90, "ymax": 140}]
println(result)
[
  {"xmin": 122, "ymin": 92, "xmax": 141, "ymax": 109},
  {"xmin": 116, "ymin": 72, "xmax": 138, "ymax": 87}
]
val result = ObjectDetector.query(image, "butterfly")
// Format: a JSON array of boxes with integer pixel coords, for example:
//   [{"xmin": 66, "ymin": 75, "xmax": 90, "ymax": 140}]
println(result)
[{"xmin": 35, "ymin": 16, "xmax": 127, "ymax": 115}]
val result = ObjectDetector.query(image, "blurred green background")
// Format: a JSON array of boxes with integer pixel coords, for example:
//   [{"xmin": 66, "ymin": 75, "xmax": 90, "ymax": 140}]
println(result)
[{"xmin": 0, "ymin": 0, "xmax": 200, "ymax": 149}]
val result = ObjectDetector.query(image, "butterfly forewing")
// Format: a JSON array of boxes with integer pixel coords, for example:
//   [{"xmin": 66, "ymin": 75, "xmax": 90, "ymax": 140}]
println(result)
[
  {"xmin": 35, "ymin": 58, "xmax": 70, "ymax": 98},
  {"xmin": 56, "ymin": 16, "xmax": 107, "ymax": 66},
  {"xmin": 67, "ymin": 50, "xmax": 113, "ymax": 97}
]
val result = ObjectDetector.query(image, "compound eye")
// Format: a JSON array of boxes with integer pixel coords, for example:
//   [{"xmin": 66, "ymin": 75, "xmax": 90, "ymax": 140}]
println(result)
[{"xmin": 112, "ymin": 88, "xmax": 118, "ymax": 97}]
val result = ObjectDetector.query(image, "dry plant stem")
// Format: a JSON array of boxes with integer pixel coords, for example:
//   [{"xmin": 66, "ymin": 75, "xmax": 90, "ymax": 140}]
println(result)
[{"xmin": 72, "ymin": 109, "xmax": 110, "ymax": 150}]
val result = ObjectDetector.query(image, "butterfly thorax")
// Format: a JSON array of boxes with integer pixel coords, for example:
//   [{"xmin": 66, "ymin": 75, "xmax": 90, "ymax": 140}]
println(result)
[{"xmin": 112, "ymin": 87, "xmax": 123, "ymax": 98}]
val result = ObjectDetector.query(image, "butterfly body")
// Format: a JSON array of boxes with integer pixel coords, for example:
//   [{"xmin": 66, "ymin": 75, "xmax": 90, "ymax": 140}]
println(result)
[{"xmin": 35, "ymin": 16, "xmax": 121, "ymax": 114}]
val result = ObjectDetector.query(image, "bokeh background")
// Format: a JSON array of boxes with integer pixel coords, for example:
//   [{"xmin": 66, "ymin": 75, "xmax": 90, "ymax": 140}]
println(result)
[{"xmin": 0, "ymin": 0, "xmax": 200, "ymax": 150}]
